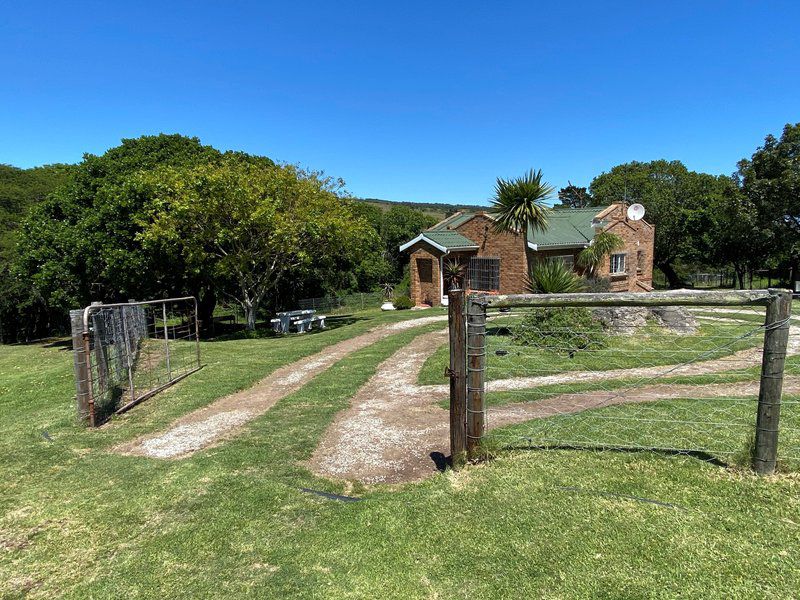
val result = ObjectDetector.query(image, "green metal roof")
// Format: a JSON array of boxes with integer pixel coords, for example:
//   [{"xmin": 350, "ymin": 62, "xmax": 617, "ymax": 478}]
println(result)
[
  {"xmin": 421, "ymin": 230, "xmax": 479, "ymax": 250},
  {"xmin": 526, "ymin": 206, "xmax": 609, "ymax": 248},
  {"xmin": 429, "ymin": 212, "xmax": 477, "ymax": 231},
  {"xmin": 401, "ymin": 206, "xmax": 611, "ymax": 252}
]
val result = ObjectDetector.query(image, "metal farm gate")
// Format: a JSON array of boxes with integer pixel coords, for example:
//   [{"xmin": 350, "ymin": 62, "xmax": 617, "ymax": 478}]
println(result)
[
  {"xmin": 70, "ymin": 297, "xmax": 202, "ymax": 426},
  {"xmin": 446, "ymin": 289, "xmax": 797, "ymax": 475}
]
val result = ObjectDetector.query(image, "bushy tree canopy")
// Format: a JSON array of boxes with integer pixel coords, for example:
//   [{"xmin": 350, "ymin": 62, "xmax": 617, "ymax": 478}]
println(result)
[
  {"xmin": 135, "ymin": 159, "xmax": 378, "ymax": 330},
  {"xmin": 589, "ymin": 160, "xmax": 729, "ymax": 287},
  {"xmin": 736, "ymin": 123, "xmax": 800, "ymax": 282}
]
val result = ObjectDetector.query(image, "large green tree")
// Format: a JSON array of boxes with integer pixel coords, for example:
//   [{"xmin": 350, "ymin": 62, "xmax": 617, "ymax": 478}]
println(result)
[
  {"xmin": 589, "ymin": 160, "xmax": 728, "ymax": 288},
  {"xmin": 736, "ymin": 123, "xmax": 800, "ymax": 284},
  {"xmin": 136, "ymin": 159, "xmax": 378, "ymax": 330},
  {"xmin": 7, "ymin": 135, "xmax": 235, "ymax": 339},
  {"xmin": 703, "ymin": 181, "xmax": 769, "ymax": 289},
  {"xmin": 0, "ymin": 163, "xmax": 72, "ymax": 262},
  {"xmin": 556, "ymin": 181, "xmax": 593, "ymax": 208}
]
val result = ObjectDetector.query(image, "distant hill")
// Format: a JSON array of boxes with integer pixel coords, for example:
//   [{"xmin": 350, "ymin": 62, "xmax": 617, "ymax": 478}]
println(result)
[{"xmin": 357, "ymin": 197, "xmax": 488, "ymax": 220}]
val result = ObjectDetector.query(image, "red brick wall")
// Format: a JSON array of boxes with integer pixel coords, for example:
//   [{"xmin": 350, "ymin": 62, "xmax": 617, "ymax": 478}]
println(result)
[
  {"xmin": 453, "ymin": 215, "xmax": 528, "ymax": 294},
  {"xmin": 593, "ymin": 204, "xmax": 655, "ymax": 292},
  {"xmin": 405, "ymin": 204, "xmax": 654, "ymax": 304},
  {"xmin": 408, "ymin": 245, "xmax": 443, "ymax": 306}
]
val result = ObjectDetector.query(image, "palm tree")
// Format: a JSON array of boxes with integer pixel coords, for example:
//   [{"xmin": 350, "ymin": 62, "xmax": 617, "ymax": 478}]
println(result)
[
  {"xmin": 443, "ymin": 258, "xmax": 465, "ymax": 291},
  {"xmin": 490, "ymin": 169, "xmax": 553, "ymax": 236},
  {"xmin": 577, "ymin": 231, "xmax": 625, "ymax": 278}
]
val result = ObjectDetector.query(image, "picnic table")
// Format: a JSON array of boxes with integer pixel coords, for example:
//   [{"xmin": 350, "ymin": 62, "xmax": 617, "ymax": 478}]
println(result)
[{"xmin": 270, "ymin": 309, "xmax": 327, "ymax": 334}]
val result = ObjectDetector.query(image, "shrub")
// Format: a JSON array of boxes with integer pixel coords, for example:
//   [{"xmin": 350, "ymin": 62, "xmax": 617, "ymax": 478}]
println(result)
[
  {"xmin": 511, "ymin": 307, "xmax": 606, "ymax": 353},
  {"xmin": 525, "ymin": 259, "xmax": 585, "ymax": 294},
  {"xmin": 393, "ymin": 295, "xmax": 414, "ymax": 310}
]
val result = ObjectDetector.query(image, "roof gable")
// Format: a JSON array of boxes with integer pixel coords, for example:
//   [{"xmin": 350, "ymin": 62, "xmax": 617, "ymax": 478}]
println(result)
[
  {"xmin": 399, "ymin": 229, "xmax": 479, "ymax": 253},
  {"xmin": 428, "ymin": 210, "xmax": 495, "ymax": 231}
]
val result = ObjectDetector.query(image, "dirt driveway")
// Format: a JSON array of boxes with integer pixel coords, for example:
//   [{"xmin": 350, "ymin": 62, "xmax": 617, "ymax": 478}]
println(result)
[
  {"xmin": 309, "ymin": 324, "xmax": 800, "ymax": 484},
  {"xmin": 114, "ymin": 315, "xmax": 448, "ymax": 459}
]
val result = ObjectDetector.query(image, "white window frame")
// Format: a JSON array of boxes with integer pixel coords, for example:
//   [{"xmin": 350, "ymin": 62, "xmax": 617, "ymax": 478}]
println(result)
[{"xmin": 610, "ymin": 253, "xmax": 627, "ymax": 275}]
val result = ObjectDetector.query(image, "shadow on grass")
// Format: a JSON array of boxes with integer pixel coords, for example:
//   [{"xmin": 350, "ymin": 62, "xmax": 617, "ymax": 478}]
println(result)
[
  {"xmin": 203, "ymin": 315, "xmax": 370, "ymax": 342},
  {"xmin": 498, "ymin": 442, "xmax": 730, "ymax": 468}
]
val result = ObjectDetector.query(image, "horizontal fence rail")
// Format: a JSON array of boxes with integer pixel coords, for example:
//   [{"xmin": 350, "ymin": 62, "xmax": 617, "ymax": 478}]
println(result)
[
  {"xmin": 449, "ymin": 289, "xmax": 797, "ymax": 474},
  {"xmin": 71, "ymin": 297, "xmax": 202, "ymax": 426}
]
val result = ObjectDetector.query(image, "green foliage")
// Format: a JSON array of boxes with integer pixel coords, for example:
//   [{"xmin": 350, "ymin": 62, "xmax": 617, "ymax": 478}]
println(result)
[
  {"xmin": 556, "ymin": 181, "xmax": 593, "ymax": 208},
  {"xmin": 525, "ymin": 259, "xmax": 585, "ymax": 294},
  {"xmin": 135, "ymin": 159, "xmax": 376, "ymax": 330},
  {"xmin": 589, "ymin": 160, "xmax": 730, "ymax": 287},
  {"xmin": 7, "ymin": 134, "xmax": 229, "ymax": 340},
  {"xmin": 0, "ymin": 163, "xmax": 72, "ymax": 262},
  {"xmin": 379, "ymin": 205, "xmax": 437, "ymax": 281},
  {"xmin": 358, "ymin": 197, "xmax": 483, "ymax": 220},
  {"xmin": 393, "ymin": 295, "xmax": 414, "ymax": 309},
  {"xmin": 736, "ymin": 122, "xmax": 800, "ymax": 281},
  {"xmin": 442, "ymin": 258, "xmax": 465, "ymax": 290},
  {"xmin": 577, "ymin": 231, "xmax": 625, "ymax": 278},
  {"xmin": 490, "ymin": 169, "xmax": 553, "ymax": 235},
  {"xmin": 511, "ymin": 307, "xmax": 606, "ymax": 353}
]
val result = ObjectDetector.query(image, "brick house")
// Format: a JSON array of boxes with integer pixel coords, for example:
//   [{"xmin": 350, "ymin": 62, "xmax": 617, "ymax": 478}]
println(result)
[{"xmin": 399, "ymin": 202, "xmax": 654, "ymax": 306}]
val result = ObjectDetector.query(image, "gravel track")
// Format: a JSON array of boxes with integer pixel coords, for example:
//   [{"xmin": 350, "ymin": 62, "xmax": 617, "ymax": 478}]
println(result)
[{"xmin": 113, "ymin": 314, "xmax": 448, "ymax": 459}]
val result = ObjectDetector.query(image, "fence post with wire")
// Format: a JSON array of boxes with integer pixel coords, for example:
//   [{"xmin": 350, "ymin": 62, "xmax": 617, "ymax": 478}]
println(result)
[{"xmin": 449, "ymin": 288, "xmax": 796, "ymax": 475}]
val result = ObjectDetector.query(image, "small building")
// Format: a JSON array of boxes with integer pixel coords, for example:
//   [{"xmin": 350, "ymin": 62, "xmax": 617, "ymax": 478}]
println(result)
[{"xmin": 399, "ymin": 202, "xmax": 655, "ymax": 306}]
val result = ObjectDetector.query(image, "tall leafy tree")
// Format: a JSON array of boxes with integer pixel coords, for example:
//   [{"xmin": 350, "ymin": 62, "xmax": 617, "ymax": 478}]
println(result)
[
  {"xmin": 589, "ymin": 160, "xmax": 727, "ymax": 288},
  {"xmin": 704, "ymin": 181, "xmax": 769, "ymax": 289},
  {"xmin": 0, "ymin": 163, "xmax": 72, "ymax": 262},
  {"xmin": 736, "ymin": 123, "xmax": 800, "ymax": 284},
  {"xmin": 136, "ymin": 159, "xmax": 378, "ymax": 330},
  {"xmin": 556, "ymin": 181, "xmax": 593, "ymax": 208},
  {"xmin": 8, "ymin": 135, "xmax": 235, "ymax": 338}
]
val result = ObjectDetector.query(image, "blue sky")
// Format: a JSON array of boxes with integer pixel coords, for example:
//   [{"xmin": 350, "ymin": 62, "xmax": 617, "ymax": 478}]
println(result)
[{"xmin": 1, "ymin": 1, "xmax": 798, "ymax": 205}]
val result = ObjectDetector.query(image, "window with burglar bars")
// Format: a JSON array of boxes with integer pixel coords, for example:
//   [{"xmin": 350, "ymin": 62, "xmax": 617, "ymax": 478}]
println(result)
[{"xmin": 469, "ymin": 257, "xmax": 500, "ymax": 291}]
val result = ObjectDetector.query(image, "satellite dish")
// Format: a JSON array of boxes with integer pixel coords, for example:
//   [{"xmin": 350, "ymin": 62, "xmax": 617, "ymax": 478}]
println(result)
[{"xmin": 627, "ymin": 203, "xmax": 645, "ymax": 221}]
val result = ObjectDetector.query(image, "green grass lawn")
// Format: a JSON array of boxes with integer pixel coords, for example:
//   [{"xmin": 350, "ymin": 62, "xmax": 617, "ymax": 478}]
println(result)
[
  {"xmin": 1, "ymin": 308, "xmax": 799, "ymax": 598},
  {"xmin": 419, "ymin": 318, "xmax": 766, "ymax": 386}
]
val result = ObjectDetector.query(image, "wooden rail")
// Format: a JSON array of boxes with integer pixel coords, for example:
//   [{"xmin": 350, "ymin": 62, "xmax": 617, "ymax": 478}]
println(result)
[{"xmin": 482, "ymin": 289, "xmax": 777, "ymax": 309}]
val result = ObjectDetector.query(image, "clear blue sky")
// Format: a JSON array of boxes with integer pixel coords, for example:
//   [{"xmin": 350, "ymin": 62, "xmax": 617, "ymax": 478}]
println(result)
[{"xmin": 1, "ymin": 1, "xmax": 798, "ymax": 205}]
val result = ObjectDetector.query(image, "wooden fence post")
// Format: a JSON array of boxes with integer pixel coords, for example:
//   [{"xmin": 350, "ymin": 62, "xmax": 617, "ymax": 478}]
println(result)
[
  {"xmin": 448, "ymin": 289, "xmax": 467, "ymax": 467},
  {"xmin": 754, "ymin": 289, "xmax": 792, "ymax": 475},
  {"xmin": 466, "ymin": 296, "xmax": 487, "ymax": 459}
]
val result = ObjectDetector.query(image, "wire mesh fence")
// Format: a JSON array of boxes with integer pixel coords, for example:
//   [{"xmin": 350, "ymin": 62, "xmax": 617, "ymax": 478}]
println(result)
[
  {"xmin": 298, "ymin": 291, "xmax": 383, "ymax": 315},
  {"xmin": 450, "ymin": 290, "xmax": 798, "ymax": 473},
  {"xmin": 70, "ymin": 297, "xmax": 201, "ymax": 426}
]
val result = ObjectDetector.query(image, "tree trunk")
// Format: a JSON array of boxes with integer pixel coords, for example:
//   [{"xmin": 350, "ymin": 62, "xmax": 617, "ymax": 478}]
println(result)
[
  {"xmin": 244, "ymin": 302, "xmax": 256, "ymax": 331},
  {"xmin": 656, "ymin": 262, "xmax": 682, "ymax": 289},
  {"xmin": 734, "ymin": 265, "xmax": 746, "ymax": 290},
  {"xmin": 197, "ymin": 287, "xmax": 216, "ymax": 334}
]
